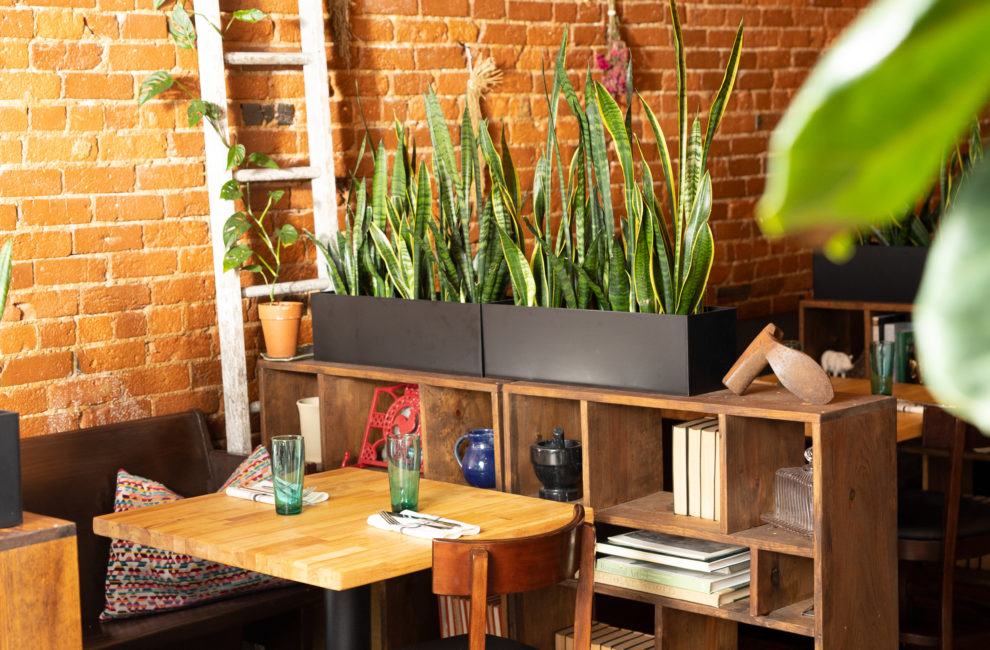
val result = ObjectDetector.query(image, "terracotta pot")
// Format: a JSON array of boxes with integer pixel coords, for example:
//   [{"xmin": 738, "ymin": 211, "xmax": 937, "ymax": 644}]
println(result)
[{"xmin": 258, "ymin": 301, "xmax": 303, "ymax": 359}]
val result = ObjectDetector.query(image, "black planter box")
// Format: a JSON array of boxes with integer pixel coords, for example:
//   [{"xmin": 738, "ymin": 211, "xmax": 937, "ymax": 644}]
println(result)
[
  {"xmin": 311, "ymin": 293, "xmax": 484, "ymax": 376},
  {"xmin": 481, "ymin": 304, "xmax": 737, "ymax": 395},
  {"xmin": 813, "ymin": 247, "xmax": 929, "ymax": 304},
  {"xmin": 0, "ymin": 411, "xmax": 22, "ymax": 528}
]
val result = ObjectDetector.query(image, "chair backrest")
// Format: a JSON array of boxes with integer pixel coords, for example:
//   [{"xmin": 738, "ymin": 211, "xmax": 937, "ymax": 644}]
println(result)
[{"xmin": 431, "ymin": 504, "xmax": 595, "ymax": 650}]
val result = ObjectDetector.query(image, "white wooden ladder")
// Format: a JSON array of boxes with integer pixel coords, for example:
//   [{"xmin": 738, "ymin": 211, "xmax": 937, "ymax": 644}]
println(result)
[{"xmin": 194, "ymin": 0, "xmax": 337, "ymax": 453}]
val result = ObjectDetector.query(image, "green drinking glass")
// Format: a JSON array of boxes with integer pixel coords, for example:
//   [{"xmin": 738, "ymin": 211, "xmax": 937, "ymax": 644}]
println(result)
[
  {"xmin": 869, "ymin": 341, "xmax": 895, "ymax": 396},
  {"xmin": 271, "ymin": 435, "xmax": 305, "ymax": 515},
  {"xmin": 386, "ymin": 432, "xmax": 421, "ymax": 513}
]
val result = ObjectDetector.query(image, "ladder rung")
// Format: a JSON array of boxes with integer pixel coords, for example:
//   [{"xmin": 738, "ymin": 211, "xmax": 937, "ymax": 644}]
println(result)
[
  {"xmin": 225, "ymin": 51, "xmax": 312, "ymax": 66},
  {"xmin": 232, "ymin": 166, "xmax": 320, "ymax": 183}
]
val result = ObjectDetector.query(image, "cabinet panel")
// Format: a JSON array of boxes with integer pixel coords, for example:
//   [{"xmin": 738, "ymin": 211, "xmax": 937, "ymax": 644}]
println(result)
[
  {"xmin": 583, "ymin": 401, "xmax": 663, "ymax": 510},
  {"xmin": 258, "ymin": 366, "xmax": 318, "ymax": 447},
  {"xmin": 751, "ymin": 551, "xmax": 813, "ymax": 617},
  {"xmin": 502, "ymin": 393, "xmax": 581, "ymax": 498},
  {"xmin": 659, "ymin": 606, "xmax": 737, "ymax": 650},
  {"xmin": 418, "ymin": 384, "xmax": 498, "ymax": 484}
]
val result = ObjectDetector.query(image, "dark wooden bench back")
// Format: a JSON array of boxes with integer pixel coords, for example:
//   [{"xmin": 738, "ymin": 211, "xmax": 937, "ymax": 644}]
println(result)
[{"xmin": 19, "ymin": 409, "xmax": 220, "ymax": 635}]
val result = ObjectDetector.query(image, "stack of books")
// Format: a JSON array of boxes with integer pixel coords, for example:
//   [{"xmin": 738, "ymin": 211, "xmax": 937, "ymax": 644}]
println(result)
[
  {"xmin": 672, "ymin": 417, "xmax": 720, "ymax": 520},
  {"xmin": 594, "ymin": 529, "xmax": 750, "ymax": 607},
  {"xmin": 555, "ymin": 622, "xmax": 654, "ymax": 650}
]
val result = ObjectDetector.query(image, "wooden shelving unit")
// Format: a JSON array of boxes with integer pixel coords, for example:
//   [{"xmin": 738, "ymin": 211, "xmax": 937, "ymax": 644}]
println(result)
[
  {"xmin": 799, "ymin": 299, "xmax": 912, "ymax": 367},
  {"xmin": 258, "ymin": 359, "xmax": 897, "ymax": 649}
]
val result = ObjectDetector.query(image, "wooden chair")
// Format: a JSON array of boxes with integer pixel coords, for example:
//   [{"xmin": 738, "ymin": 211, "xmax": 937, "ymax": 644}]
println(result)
[
  {"xmin": 898, "ymin": 406, "xmax": 990, "ymax": 648},
  {"xmin": 403, "ymin": 504, "xmax": 595, "ymax": 650}
]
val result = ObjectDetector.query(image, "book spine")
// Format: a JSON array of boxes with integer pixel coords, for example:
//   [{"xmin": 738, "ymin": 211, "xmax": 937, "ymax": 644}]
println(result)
[
  {"xmin": 700, "ymin": 423, "xmax": 718, "ymax": 520},
  {"xmin": 672, "ymin": 422, "xmax": 688, "ymax": 516},
  {"xmin": 688, "ymin": 423, "xmax": 702, "ymax": 517},
  {"xmin": 595, "ymin": 542, "xmax": 710, "ymax": 572}
]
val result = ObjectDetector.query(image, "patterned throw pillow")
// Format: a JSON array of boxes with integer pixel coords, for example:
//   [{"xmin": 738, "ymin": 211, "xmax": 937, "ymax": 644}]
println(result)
[{"xmin": 100, "ymin": 446, "xmax": 286, "ymax": 620}]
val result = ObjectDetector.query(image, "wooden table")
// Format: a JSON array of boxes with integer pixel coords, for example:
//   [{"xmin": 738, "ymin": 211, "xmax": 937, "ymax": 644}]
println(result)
[
  {"xmin": 829, "ymin": 376, "xmax": 935, "ymax": 442},
  {"xmin": 93, "ymin": 467, "xmax": 581, "ymax": 648}
]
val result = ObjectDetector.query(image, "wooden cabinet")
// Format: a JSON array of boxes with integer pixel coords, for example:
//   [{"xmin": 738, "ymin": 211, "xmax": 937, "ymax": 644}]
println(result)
[
  {"xmin": 799, "ymin": 299, "xmax": 912, "ymax": 368},
  {"xmin": 258, "ymin": 359, "xmax": 897, "ymax": 649},
  {"xmin": 0, "ymin": 513, "xmax": 82, "ymax": 650}
]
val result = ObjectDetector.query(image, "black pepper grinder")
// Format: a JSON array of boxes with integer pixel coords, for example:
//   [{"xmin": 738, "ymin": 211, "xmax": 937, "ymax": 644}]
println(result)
[{"xmin": 529, "ymin": 427, "xmax": 583, "ymax": 502}]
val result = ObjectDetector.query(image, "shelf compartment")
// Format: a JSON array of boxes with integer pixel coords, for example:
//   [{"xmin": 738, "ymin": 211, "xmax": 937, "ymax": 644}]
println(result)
[
  {"xmin": 590, "ymin": 581, "xmax": 814, "ymax": 638},
  {"xmin": 258, "ymin": 364, "xmax": 318, "ymax": 447},
  {"xmin": 501, "ymin": 391, "xmax": 581, "ymax": 498},
  {"xmin": 751, "ymin": 550, "xmax": 813, "ymax": 618},
  {"xmin": 583, "ymin": 401, "xmax": 663, "ymax": 510},
  {"xmin": 597, "ymin": 491, "xmax": 813, "ymax": 557}
]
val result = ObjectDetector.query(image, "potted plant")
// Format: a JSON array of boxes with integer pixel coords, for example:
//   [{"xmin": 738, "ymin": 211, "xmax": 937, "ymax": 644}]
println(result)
[
  {"xmin": 812, "ymin": 121, "xmax": 982, "ymax": 304},
  {"xmin": 482, "ymin": 1, "xmax": 743, "ymax": 395},
  {"xmin": 307, "ymin": 91, "xmax": 518, "ymax": 376}
]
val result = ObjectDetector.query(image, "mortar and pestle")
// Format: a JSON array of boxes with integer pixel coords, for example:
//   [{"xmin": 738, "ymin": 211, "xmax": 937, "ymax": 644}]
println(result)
[{"xmin": 529, "ymin": 427, "xmax": 582, "ymax": 502}]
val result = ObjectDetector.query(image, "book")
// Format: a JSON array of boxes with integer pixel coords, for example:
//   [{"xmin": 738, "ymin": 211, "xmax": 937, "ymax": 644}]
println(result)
[
  {"xmin": 595, "ymin": 541, "xmax": 751, "ymax": 573},
  {"xmin": 555, "ymin": 623, "xmax": 655, "ymax": 650},
  {"xmin": 871, "ymin": 313, "xmax": 908, "ymax": 343},
  {"xmin": 700, "ymin": 421, "xmax": 719, "ymax": 520},
  {"xmin": 713, "ymin": 429, "xmax": 722, "ymax": 521},
  {"xmin": 594, "ymin": 569, "xmax": 750, "ymax": 607},
  {"xmin": 687, "ymin": 418, "xmax": 716, "ymax": 517},
  {"xmin": 596, "ymin": 555, "xmax": 751, "ymax": 593},
  {"xmin": 896, "ymin": 327, "xmax": 918, "ymax": 383},
  {"xmin": 672, "ymin": 417, "xmax": 712, "ymax": 516},
  {"xmin": 607, "ymin": 529, "xmax": 746, "ymax": 561},
  {"xmin": 884, "ymin": 320, "xmax": 913, "ymax": 382}
]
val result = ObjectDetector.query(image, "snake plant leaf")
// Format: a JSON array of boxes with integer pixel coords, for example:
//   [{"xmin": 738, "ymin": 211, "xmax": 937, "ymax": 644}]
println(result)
[
  {"xmin": 138, "ymin": 71, "xmax": 174, "ymax": 107},
  {"xmin": 608, "ymin": 236, "xmax": 630, "ymax": 312},
  {"xmin": 371, "ymin": 142, "xmax": 389, "ymax": 230},
  {"xmin": 545, "ymin": 251, "xmax": 578, "ymax": 309},
  {"xmin": 0, "ymin": 238, "xmax": 12, "ymax": 322},
  {"xmin": 168, "ymin": 4, "xmax": 196, "ymax": 49},
  {"xmin": 638, "ymin": 95, "xmax": 678, "ymax": 236},
  {"xmin": 585, "ymin": 75, "xmax": 614, "ymax": 241},
  {"xmin": 632, "ymin": 212, "xmax": 658, "ymax": 314},
  {"xmin": 390, "ymin": 123, "xmax": 407, "ymax": 207},
  {"xmin": 681, "ymin": 117, "xmax": 702, "ymax": 232},
  {"xmin": 916, "ymin": 156, "xmax": 990, "ymax": 434},
  {"xmin": 424, "ymin": 87, "xmax": 461, "ymax": 189},
  {"xmin": 369, "ymin": 222, "xmax": 412, "ymax": 299},
  {"xmin": 305, "ymin": 231, "xmax": 349, "ymax": 295},
  {"xmin": 757, "ymin": 0, "xmax": 990, "ymax": 236},
  {"xmin": 702, "ymin": 20, "xmax": 744, "ymax": 173},
  {"xmin": 676, "ymin": 173, "xmax": 714, "ymax": 314},
  {"xmin": 595, "ymin": 83, "xmax": 638, "ymax": 225},
  {"xmin": 426, "ymin": 220, "xmax": 460, "ymax": 296},
  {"xmin": 669, "ymin": 0, "xmax": 688, "ymax": 193},
  {"xmin": 500, "ymin": 128, "xmax": 521, "ymax": 215},
  {"xmin": 459, "ymin": 109, "xmax": 475, "ymax": 244},
  {"xmin": 497, "ymin": 224, "xmax": 536, "ymax": 307}
]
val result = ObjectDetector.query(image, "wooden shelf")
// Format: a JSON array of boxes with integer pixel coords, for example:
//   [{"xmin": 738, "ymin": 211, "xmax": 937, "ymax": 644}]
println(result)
[
  {"xmin": 590, "ymin": 580, "xmax": 814, "ymax": 637},
  {"xmin": 598, "ymin": 492, "xmax": 814, "ymax": 557},
  {"xmin": 258, "ymin": 358, "xmax": 897, "ymax": 649}
]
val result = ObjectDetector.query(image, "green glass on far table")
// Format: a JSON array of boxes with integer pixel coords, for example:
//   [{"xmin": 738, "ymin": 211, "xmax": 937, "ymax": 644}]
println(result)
[
  {"xmin": 869, "ymin": 341, "xmax": 895, "ymax": 396},
  {"xmin": 271, "ymin": 434, "xmax": 304, "ymax": 515},
  {"xmin": 386, "ymin": 432, "xmax": 421, "ymax": 513}
]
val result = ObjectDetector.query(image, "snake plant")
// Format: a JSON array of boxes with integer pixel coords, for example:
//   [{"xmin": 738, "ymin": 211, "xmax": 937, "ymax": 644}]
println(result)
[
  {"xmin": 600, "ymin": 0, "xmax": 741, "ymax": 315},
  {"xmin": 0, "ymin": 239, "xmax": 11, "ymax": 321}
]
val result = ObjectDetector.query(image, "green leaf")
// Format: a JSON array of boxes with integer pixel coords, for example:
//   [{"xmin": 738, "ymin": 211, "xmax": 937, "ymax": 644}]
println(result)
[
  {"xmin": 168, "ymin": 4, "xmax": 197, "ymax": 49},
  {"xmin": 497, "ymin": 225, "xmax": 536, "ymax": 306},
  {"xmin": 915, "ymin": 156, "xmax": 990, "ymax": 434},
  {"xmin": 676, "ymin": 173, "xmax": 714, "ymax": 314},
  {"xmin": 276, "ymin": 224, "xmax": 298, "ymax": 246},
  {"xmin": 268, "ymin": 189, "xmax": 285, "ymax": 205},
  {"xmin": 702, "ymin": 20, "xmax": 743, "ymax": 173},
  {"xmin": 222, "ymin": 244, "xmax": 253, "ymax": 273},
  {"xmin": 226, "ymin": 144, "xmax": 246, "ymax": 170},
  {"xmin": 153, "ymin": 0, "xmax": 168, "ymax": 9},
  {"xmin": 0, "ymin": 238, "xmax": 12, "ymax": 322},
  {"xmin": 608, "ymin": 236, "xmax": 630, "ymax": 312},
  {"xmin": 247, "ymin": 152, "xmax": 279, "ymax": 169},
  {"xmin": 632, "ymin": 213, "xmax": 657, "ymax": 313},
  {"xmin": 232, "ymin": 9, "xmax": 266, "ymax": 23},
  {"xmin": 219, "ymin": 180, "xmax": 242, "ymax": 200},
  {"xmin": 368, "ymin": 222, "xmax": 412, "ymax": 299},
  {"xmin": 187, "ymin": 100, "xmax": 221, "ymax": 128},
  {"xmin": 371, "ymin": 141, "xmax": 389, "ymax": 231},
  {"xmin": 222, "ymin": 212, "xmax": 250, "ymax": 248},
  {"xmin": 757, "ymin": 0, "xmax": 990, "ymax": 236},
  {"xmin": 138, "ymin": 71, "xmax": 174, "ymax": 107}
]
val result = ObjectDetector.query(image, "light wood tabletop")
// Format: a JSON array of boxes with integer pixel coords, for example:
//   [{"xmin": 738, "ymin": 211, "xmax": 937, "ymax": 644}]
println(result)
[
  {"xmin": 92, "ymin": 467, "xmax": 582, "ymax": 592},
  {"xmin": 828, "ymin": 376, "xmax": 934, "ymax": 442}
]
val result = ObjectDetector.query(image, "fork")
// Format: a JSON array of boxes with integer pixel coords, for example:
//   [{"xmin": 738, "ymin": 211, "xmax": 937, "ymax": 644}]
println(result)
[{"xmin": 379, "ymin": 510, "xmax": 455, "ymax": 530}]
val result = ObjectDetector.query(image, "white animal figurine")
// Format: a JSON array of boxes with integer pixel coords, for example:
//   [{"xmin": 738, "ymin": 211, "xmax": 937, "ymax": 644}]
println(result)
[{"xmin": 820, "ymin": 350, "xmax": 854, "ymax": 377}]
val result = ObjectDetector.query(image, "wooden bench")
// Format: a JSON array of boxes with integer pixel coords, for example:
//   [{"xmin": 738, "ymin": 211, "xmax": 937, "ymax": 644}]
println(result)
[{"xmin": 19, "ymin": 409, "xmax": 324, "ymax": 649}]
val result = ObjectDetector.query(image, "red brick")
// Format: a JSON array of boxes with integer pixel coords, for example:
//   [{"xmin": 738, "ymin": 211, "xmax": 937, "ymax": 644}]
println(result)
[
  {"xmin": 191, "ymin": 359, "xmax": 222, "ymax": 389},
  {"xmin": 77, "ymin": 314, "xmax": 112, "ymax": 343},
  {"xmin": 0, "ymin": 386, "xmax": 48, "ymax": 415},
  {"xmin": 185, "ymin": 303, "xmax": 216, "ymax": 330},
  {"xmin": 144, "ymin": 221, "xmax": 209, "ymax": 248},
  {"xmin": 80, "ymin": 284, "xmax": 150, "ymax": 314},
  {"xmin": 154, "ymin": 389, "xmax": 220, "ymax": 416},
  {"xmin": 94, "ymin": 194, "xmax": 163, "ymax": 221},
  {"xmin": 78, "ymin": 399, "xmax": 154, "ymax": 429},
  {"xmin": 421, "ymin": 0, "xmax": 468, "ymax": 17},
  {"xmin": 64, "ymin": 165, "xmax": 135, "ymax": 194},
  {"xmin": 26, "ymin": 135, "xmax": 97, "ymax": 163},
  {"xmin": 0, "ymin": 10, "xmax": 34, "ymax": 38},
  {"xmin": 110, "ymin": 250, "xmax": 178, "ymax": 279},
  {"xmin": 35, "ymin": 257, "xmax": 106, "ymax": 285},
  {"xmin": 106, "ymin": 43, "xmax": 174, "ymax": 71},
  {"xmin": 97, "ymin": 133, "xmax": 167, "ymax": 161},
  {"xmin": 30, "ymin": 42, "xmax": 102, "ymax": 70},
  {"xmin": 507, "ymin": 1, "xmax": 552, "ymax": 22},
  {"xmin": 0, "ymin": 169, "xmax": 62, "ymax": 197},
  {"xmin": 68, "ymin": 104, "xmax": 104, "ymax": 131},
  {"xmin": 149, "ymin": 333, "xmax": 213, "ymax": 362},
  {"xmin": 0, "ymin": 107, "xmax": 28, "ymax": 132},
  {"xmin": 148, "ymin": 306, "xmax": 183, "ymax": 335},
  {"xmin": 135, "ymin": 163, "xmax": 205, "ymax": 190},
  {"xmin": 121, "ymin": 13, "xmax": 166, "ymax": 39},
  {"xmin": 48, "ymin": 375, "xmax": 122, "ymax": 409},
  {"xmin": 14, "ymin": 230, "xmax": 72, "ymax": 259},
  {"xmin": 121, "ymin": 365, "xmax": 191, "ymax": 396},
  {"xmin": 475, "ymin": 0, "xmax": 506, "ymax": 19},
  {"xmin": 73, "ymin": 225, "xmax": 143, "ymax": 254},
  {"xmin": 150, "ymin": 277, "xmax": 215, "ymax": 304},
  {"xmin": 77, "ymin": 340, "xmax": 146, "ymax": 373},
  {"xmin": 10, "ymin": 289, "xmax": 78, "ymax": 319},
  {"xmin": 0, "ymin": 322, "xmax": 37, "ymax": 355},
  {"xmin": 62, "ymin": 73, "xmax": 132, "ymax": 100},
  {"xmin": 0, "ymin": 352, "xmax": 73, "ymax": 387},
  {"xmin": 164, "ymin": 191, "xmax": 210, "ymax": 218}
]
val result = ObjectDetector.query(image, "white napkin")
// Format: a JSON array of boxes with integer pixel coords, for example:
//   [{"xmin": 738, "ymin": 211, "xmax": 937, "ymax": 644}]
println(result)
[
  {"xmin": 224, "ymin": 483, "xmax": 329, "ymax": 506},
  {"xmin": 366, "ymin": 512, "xmax": 480, "ymax": 539}
]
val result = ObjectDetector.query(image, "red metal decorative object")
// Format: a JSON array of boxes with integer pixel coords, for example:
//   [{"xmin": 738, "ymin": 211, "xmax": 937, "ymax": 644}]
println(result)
[{"xmin": 356, "ymin": 383, "xmax": 421, "ymax": 469}]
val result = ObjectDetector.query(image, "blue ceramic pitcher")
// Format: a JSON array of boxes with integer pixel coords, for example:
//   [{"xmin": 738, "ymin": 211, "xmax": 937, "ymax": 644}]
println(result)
[{"xmin": 453, "ymin": 428, "xmax": 495, "ymax": 489}]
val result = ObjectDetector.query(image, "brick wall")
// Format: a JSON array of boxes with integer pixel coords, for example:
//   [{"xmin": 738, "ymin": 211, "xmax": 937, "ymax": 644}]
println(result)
[{"xmin": 0, "ymin": 0, "xmax": 867, "ymax": 440}]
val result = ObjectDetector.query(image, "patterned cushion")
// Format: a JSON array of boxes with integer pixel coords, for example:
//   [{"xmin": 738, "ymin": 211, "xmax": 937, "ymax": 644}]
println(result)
[{"xmin": 100, "ymin": 446, "xmax": 285, "ymax": 620}]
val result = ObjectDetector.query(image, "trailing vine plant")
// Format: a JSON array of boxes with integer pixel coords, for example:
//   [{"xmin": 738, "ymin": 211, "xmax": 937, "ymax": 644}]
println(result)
[{"xmin": 137, "ymin": 1, "xmax": 297, "ymax": 304}]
